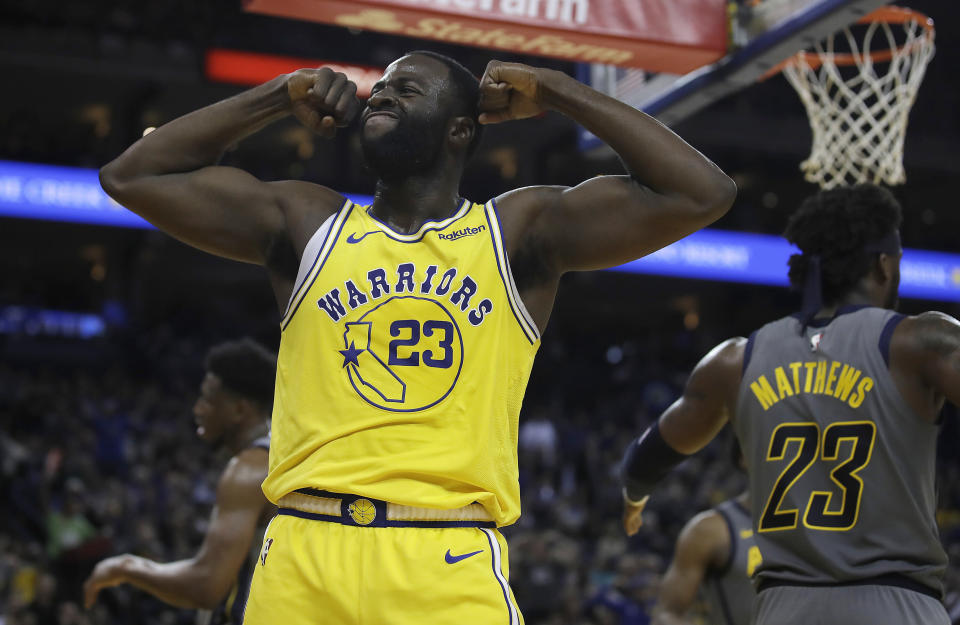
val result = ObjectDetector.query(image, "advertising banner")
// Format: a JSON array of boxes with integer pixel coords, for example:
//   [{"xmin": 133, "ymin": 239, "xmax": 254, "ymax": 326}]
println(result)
[{"xmin": 244, "ymin": 0, "xmax": 729, "ymax": 72}]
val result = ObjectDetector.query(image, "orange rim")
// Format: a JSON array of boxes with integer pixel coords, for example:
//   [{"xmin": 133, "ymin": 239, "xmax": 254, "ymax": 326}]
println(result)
[{"xmin": 761, "ymin": 6, "xmax": 934, "ymax": 79}]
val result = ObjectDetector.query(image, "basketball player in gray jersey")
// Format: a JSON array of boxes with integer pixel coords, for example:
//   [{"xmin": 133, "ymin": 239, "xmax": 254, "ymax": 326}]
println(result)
[
  {"xmin": 653, "ymin": 444, "xmax": 758, "ymax": 625},
  {"xmin": 619, "ymin": 184, "xmax": 960, "ymax": 624},
  {"xmin": 84, "ymin": 339, "xmax": 277, "ymax": 625}
]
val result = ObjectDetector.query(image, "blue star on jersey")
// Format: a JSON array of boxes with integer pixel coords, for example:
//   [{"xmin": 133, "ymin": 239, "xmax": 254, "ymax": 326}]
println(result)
[{"xmin": 339, "ymin": 341, "xmax": 363, "ymax": 368}]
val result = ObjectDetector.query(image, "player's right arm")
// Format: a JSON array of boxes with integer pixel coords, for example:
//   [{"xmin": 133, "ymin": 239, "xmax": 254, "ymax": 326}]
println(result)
[
  {"xmin": 622, "ymin": 338, "xmax": 744, "ymax": 535},
  {"xmin": 99, "ymin": 69, "xmax": 360, "ymax": 267},
  {"xmin": 890, "ymin": 311, "xmax": 960, "ymax": 421},
  {"xmin": 83, "ymin": 448, "xmax": 270, "ymax": 610},
  {"xmin": 652, "ymin": 511, "xmax": 730, "ymax": 625}
]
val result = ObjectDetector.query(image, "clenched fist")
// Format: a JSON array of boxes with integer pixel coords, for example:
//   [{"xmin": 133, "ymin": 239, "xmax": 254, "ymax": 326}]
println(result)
[
  {"xmin": 287, "ymin": 67, "xmax": 361, "ymax": 138},
  {"xmin": 478, "ymin": 61, "xmax": 550, "ymax": 125}
]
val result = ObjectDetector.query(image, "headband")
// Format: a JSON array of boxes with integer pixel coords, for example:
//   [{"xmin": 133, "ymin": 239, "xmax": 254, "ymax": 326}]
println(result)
[{"xmin": 798, "ymin": 230, "xmax": 901, "ymax": 330}]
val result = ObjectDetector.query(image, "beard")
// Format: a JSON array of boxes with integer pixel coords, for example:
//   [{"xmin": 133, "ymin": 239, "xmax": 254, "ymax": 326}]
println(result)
[{"xmin": 361, "ymin": 113, "xmax": 445, "ymax": 182}]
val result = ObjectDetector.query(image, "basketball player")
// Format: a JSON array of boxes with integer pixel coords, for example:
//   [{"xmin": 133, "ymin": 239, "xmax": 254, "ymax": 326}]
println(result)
[
  {"xmin": 652, "ymin": 443, "xmax": 757, "ymax": 625},
  {"xmin": 98, "ymin": 51, "xmax": 736, "ymax": 623},
  {"xmin": 83, "ymin": 340, "xmax": 275, "ymax": 624},
  {"xmin": 621, "ymin": 184, "xmax": 959, "ymax": 624}
]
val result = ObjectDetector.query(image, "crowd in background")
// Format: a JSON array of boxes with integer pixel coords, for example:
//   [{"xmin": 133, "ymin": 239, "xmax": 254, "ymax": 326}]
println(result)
[
  {"xmin": 2, "ymin": 319, "xmax": 960, "ymax": 625},
  {"xmin": 2, "ymin": 0, "xmax": 960, "ymax": 622}
]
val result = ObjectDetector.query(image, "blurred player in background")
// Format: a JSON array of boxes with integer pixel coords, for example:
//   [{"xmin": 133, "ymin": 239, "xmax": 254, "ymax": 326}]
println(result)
[
  {"xmin": 84, "ymin": 339, "xmax": 275, "ymax": 624},
  {"xmin": 98, "ymin": 50, "xmax": 735, "ymax": 624},
  {"xmin": 651, "ymin": 441, "xmax": 756, "ymax": 625},
  {"xmin": 621, "ymin": 184, "xmax": 959, "ymax": 624}
]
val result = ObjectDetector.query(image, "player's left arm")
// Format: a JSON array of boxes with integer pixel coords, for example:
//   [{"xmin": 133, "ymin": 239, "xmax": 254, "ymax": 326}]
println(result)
[
  {"xmin": 83, "ymin": 448, "xmax": 270, "ymax": 610},
  {"xmin": 652, "ymin": 511, "xmax": 730, "ymax": 625},
  {"xmin": 480, "ymin": 61, "xmax": 737, "ymax": 273},
  {"xmin": 891, "ymin": 311, "xmax": 960, "ymax": 416},
  {"xmin": 622, "ymin": 338, "xmax": 744, "ymax": 536}
]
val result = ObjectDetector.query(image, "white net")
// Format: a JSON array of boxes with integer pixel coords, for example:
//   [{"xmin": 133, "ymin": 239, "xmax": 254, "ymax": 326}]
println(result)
[{"xmin": 781, "ymin": 9, "xmax": 935, "ymax": 189}]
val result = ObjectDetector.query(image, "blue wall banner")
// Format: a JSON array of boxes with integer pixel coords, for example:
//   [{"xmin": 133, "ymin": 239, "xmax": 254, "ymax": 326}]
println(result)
[
  {"xmin": 3, "ymin": 160, "xmax": 959, "ymax": 302},
  {"xmin": 0, "ymin": 306, "xmax": 106, "ymax": 339},
  {"xmin": 0, "ymin": 160, "xmax": 374, "ymax": 229},
  {"xmin": 616, "ymin": 228, "xmax": 960, "ymax": 303}
]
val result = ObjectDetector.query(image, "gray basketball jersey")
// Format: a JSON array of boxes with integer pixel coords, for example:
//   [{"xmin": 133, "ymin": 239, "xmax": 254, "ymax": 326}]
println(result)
[
  {"xmin": 703, "ymin": 499, "xmax": 759, "ymax": 625},
  {"xmin": 735, "ymin": 307, "xmax": 946, "ymax": 596}
]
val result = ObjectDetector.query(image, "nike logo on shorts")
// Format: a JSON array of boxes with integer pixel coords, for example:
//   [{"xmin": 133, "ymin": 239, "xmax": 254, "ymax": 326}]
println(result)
[{"xmin": 445, "ymin": 549, "xmax": 483, "ymax": 564}]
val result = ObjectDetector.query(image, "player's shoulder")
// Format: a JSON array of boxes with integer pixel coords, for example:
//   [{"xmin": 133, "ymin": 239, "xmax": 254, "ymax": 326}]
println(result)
[
  {"xmin": 270, "ymin": 181, "xmax": 347, "ymax": 225},
  {"xmin": 898, "ymin": 310, "xmax": 960, "ymax": 329},
  {"xmin": 491, "ymin": 185, "xmax": 566, "ymax": 223},
  {"xmin": 219, "ymin": 447, "xmax": 269, "ymax": 494},
  {"xmin": 697, "ymin": 337, "xmax": 747, "ymax": 375},
  {"xmin": 711, "ymin": 337, "xmax": 748, "ymax": 360},
  {"xmin": 891, "ymin": 310, "xmax": 960, "ymax": 355},
  {"xmin": 682, "ymin": 508, "xmax": 726, "ymax": 537},
  {"xmin": 267, "ymin": 180, "xmax": 348, "ymax": 256},
  {"xmin": 487, "ymin": 185, "xmax": 569, "ymax": 257},
  {"xmin": 676, "ymin": 508, "xmax": 730, "ymax": 564},
  {"xmin": 269, "ymin": 179, "xmax": 345, "ymax": 206},
  {"xmin": 493, "ymin": 184, "xmax": 567, "ymax": 207}
]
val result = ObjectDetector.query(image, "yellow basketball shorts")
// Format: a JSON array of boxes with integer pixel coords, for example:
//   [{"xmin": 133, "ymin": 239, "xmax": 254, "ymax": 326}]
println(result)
[{"xmin": 243, "ymin": 504, "xmax": 524, "ymax": 624}]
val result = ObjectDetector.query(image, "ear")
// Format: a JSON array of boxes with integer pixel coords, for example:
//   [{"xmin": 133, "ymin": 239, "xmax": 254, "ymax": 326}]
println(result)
[
  {"xmin": 876, "ymin": 252, "xmax": 896, "ymax": 284},
  {"xmin": 234, "ymin": 397, "xmax": 257, "ymax": 421},
  {"xmin": 448, "ymin": 116, "xmax": 476, "ymax": 152}
]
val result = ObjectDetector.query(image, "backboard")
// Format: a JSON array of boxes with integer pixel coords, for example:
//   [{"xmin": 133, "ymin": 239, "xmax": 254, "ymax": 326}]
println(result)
[{"xmin": 579, "ymin": 0, "xmax": 895, "ymax": 148}]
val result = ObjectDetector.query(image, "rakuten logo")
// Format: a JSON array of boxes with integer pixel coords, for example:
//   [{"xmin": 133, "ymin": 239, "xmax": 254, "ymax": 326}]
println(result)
[{"xmin": 438, "ymin": 225, "xmax": 487, "ymax": 241}]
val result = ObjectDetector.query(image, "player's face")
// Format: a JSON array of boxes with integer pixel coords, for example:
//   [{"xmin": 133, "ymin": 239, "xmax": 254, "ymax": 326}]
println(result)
[
  {"xmin": 193, "ymin": 372, "xmax": 236, "ymax": 444},
  {"xmin": 360, "ymin": 55, "xmax": 454, "ymax": 180}
]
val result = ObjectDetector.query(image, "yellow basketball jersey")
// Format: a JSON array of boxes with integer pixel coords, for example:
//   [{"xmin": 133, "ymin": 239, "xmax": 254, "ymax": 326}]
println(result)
[{"xmin": 263, "ymin": 198, "xmax": 540, "ymax": 526}]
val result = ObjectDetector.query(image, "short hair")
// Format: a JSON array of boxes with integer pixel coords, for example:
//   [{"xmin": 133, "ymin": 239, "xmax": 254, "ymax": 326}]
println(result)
[
  {"xmin": 406, "ymin": 50, "xmax": 484, "ymax": 157},
  {"xmin": 204, "ymin": 338, "xmax": 277, "ymax": 408},
  {"xmin": 784, "ymin": 184, "xmax": 903, "ymax": 305}
]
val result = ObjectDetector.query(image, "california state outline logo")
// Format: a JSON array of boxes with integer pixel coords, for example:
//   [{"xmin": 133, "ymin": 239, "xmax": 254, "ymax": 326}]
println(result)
[
  {"xmin": 314, "ymin": 263, "xmax": 495, "ymax": 412},
  {"xmin": 338, "ymin": 295, "xmax": 464, "ymax": 411}
]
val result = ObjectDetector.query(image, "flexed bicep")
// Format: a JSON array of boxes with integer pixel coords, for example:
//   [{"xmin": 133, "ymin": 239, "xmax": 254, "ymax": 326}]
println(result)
[
  {"xmin": 99, "ymin": 68, "xmax": 359, "ymax": 266},
  {"xmin": 102, "ymin": 164, "xmax": 286, "ymax": 264},
  {"xmin": 545, "ymin": 174, "xmax": 726, "ymax": 273}
]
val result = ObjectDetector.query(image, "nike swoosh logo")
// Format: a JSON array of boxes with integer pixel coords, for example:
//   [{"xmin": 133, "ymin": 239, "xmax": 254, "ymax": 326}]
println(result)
[
  {"xmin": 345, "ymin": 232, "xmax": 370, "ymax": 244},
  {"xmin": 445, "ymin": 549, "xmax": 483, "ymax": 564}
]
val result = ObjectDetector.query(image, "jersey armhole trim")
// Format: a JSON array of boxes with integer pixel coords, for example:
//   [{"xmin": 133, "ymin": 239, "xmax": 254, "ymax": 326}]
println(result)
[
  {"xmin": 742, "ymin": 330, "xmax": 759, "ymax": 375},
  {"xmin": 879, "ymin": 312, "xmax": 907, "ymax": 368},
  {"xmin": 484, "ymin": 199, "xmax": 540, "ymax": 345},
  {"xmin": 280, "ymin": 199, "xmax": 353, "ymax": 330}
]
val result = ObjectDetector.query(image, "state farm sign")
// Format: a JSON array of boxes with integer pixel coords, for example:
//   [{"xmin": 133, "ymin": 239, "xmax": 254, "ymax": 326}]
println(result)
[
  {"xmin": 244, "ymin": 0, "xmax": 729, "ymax": 73},
  {"xmin": 397, "ymin": 0, "xmax": 593, "ymax": 27}
]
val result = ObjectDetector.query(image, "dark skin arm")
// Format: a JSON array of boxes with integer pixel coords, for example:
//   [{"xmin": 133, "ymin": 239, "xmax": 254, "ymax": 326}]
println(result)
[
  {"xmin": 623, "ymin": 338, "xmax": 745, "ymax": 535},
  {"xmin": 83, "ymin": 448, "xmax": 271, "ymax": 610},
  {"xmin": 98, "ymin": 69, "xmax": 361, "ymax": 308},
  {"xmin": 101, "ymin": 60, "xmax": 733, "ymax": 326},
  {"xmin": 889, "ymin": 311, "xmax": 960, "ymax": 423},
  {"xmin": 652, "ymin": 510, "xmax": 731, "ymax": 625},
  {"xmin": 479, "ymin": 62, "xmax": 738, "ymax": 330}
]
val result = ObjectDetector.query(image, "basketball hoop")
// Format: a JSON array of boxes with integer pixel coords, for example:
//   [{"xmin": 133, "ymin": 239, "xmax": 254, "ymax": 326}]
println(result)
[{"xmin": 774, "ymin": 6, "xmax": 935, "ymax": 189}]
